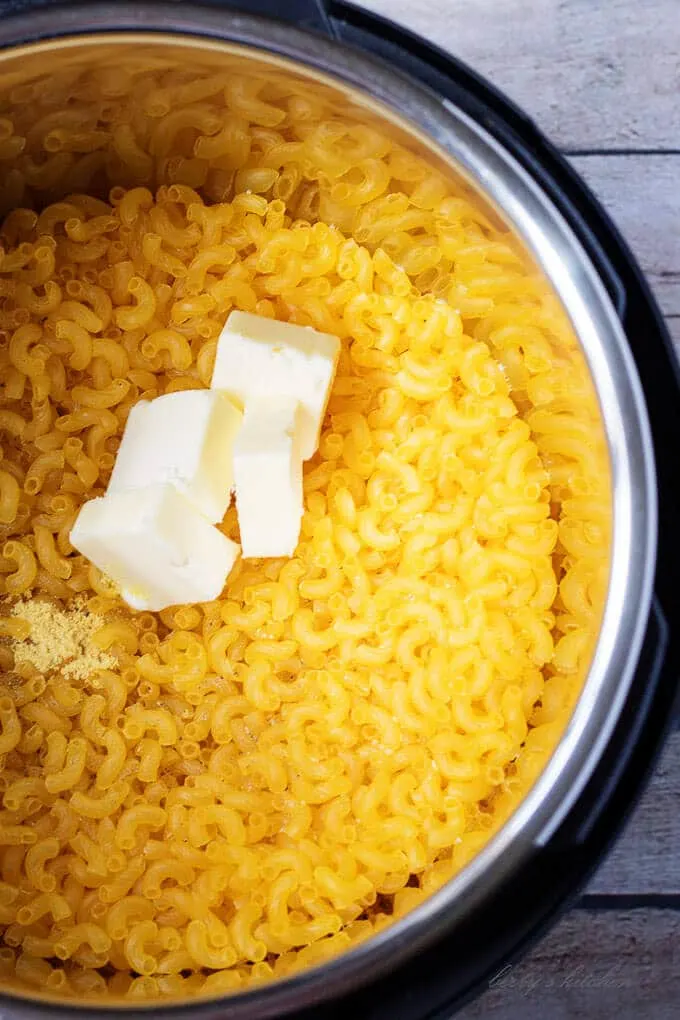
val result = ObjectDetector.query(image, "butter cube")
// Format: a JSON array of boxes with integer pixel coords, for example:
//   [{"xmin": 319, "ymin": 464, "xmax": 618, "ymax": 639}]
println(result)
[
  {"xmin": 211, "ymin": 310, "xmax": 340, "ymax": 460},
  {"xmin": 233, "ymin": 396, "xmax": 304, "ymax": 558},
  {"xmin": 107, "ymin": 390, "xmax": 242, "ymax": 524},
  {"xmin": 70, "ymin": 484, "xmax": 240, "ymax": 611}
]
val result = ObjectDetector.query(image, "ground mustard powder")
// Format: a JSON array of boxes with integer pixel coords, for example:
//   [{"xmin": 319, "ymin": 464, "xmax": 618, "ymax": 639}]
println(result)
[{"xmin": 8, "ymin": 600, "xmax": 116, "ymax": 680}]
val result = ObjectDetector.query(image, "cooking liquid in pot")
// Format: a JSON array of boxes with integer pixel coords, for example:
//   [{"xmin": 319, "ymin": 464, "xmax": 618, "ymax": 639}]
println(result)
[{"xmin": 0, "ymin": 40, "xmax": 610, "ymax": 1003}]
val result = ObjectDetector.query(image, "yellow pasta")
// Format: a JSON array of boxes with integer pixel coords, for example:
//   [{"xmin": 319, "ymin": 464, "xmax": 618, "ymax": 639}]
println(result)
[
  {"xmin": 0, "ymin": 48, "xmax": 611, "ymax": 1005},
  {"xmin": 2, "ymin": 540, "xmax": 37, "ymax": 595},
  {"xmin": 0, "ymin": 469, "xmax": 20, "ymax": 525},
  {"xmin": 113, "ymin": 276, "xmax": 157, "ymax": 331},
  {"xmin": 44, "ymin": 735, "xmax": 88, "ymax": 794}
]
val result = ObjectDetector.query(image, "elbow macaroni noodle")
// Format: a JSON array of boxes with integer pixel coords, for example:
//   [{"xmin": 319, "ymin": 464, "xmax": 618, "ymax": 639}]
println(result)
[{"xmin": 0, "ymin": 45, "xmax": 610, "ymax": 1002}]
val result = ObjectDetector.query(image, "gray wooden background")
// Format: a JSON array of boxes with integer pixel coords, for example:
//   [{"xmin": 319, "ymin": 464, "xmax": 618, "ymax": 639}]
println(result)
[{"xmin": 357, "ymin": 2, "xmax": 679, "ymax": 1017}]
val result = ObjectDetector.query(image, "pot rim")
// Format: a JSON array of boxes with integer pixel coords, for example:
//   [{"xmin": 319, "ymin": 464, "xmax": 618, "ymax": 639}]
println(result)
[{"xmin": 0, "ymin": 5, "xmax": 658, "ymax": 1017}]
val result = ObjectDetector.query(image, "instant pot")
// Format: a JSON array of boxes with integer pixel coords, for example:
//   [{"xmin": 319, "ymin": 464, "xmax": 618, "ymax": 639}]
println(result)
[{"xmin": 0, "ymin": 1, "xmax": 678, "ymax": 1018}]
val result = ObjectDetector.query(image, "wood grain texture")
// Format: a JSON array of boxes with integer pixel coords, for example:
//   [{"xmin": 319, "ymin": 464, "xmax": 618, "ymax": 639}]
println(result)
[
  {"xmin": 587, "ymin": 734, "xmax": 680, "ymax": 895},
  {"xmin": 358, "ymin": 0, "xmax": 680, "ymax": 150},
  {"xmin": 457, "ymin": 909, "xmax": 680, "ymax": 1020}
]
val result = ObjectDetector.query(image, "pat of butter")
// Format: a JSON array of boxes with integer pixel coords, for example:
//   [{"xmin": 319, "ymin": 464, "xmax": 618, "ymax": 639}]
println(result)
[
  {"xmin": 211, "ymin": 310, "xmax": 340, "ymax": 460},
  {"xmin": 70, "ymin": 484, "xmax": 240, "ymax": 612},
  {"xmin": 107, "ymin": 390, "xmax": 242, "ymax": 524},
  {"xmin": 233, "ymin": 396, "xmax": 304, "ymax": 558}
]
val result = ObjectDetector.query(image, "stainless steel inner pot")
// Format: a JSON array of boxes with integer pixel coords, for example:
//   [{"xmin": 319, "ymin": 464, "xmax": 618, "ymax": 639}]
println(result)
[{"xmin": 0, "ymin": 4, "xmax": 656, "ymax": 1017}]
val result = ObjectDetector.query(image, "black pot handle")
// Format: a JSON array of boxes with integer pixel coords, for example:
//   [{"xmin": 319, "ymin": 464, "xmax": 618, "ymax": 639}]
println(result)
[{"xmin": 0, "ymin": 0, "xmax": 337, "ymax": 36}]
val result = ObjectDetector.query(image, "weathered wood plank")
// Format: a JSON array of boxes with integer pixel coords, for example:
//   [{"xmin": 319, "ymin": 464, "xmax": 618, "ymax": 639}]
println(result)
[
  {"xmin": 587, "ymin": 733, "xmax": 680, "ymax": 895},
  {"xmin": 359, "ymin": 0, "xmax": 680, "ymax": 150},
  {"xmin": 569, "ymin": 154, "xmax": 680, "ymax": 320},
  {"xmin": 457, "ymin": 909, "xmax": 680, "ymax": 1019}
]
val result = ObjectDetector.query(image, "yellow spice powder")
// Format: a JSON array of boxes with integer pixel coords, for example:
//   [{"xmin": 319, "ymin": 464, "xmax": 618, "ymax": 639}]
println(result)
[{"xmin": 8, "ymin": 598, "xmax": 116, "ymax": 681}]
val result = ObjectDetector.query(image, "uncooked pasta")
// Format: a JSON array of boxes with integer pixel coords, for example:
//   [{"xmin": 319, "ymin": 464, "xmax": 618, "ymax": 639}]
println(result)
[{"xmin": 0, "ymin": 41, "xmax": 610, "ymax": 1002}]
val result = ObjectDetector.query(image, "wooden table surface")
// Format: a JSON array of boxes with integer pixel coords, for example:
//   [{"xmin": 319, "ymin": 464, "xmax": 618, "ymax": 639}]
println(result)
[{"xmin": 357, "ymin": 2, "xmax": 680, "ymax": 1017}]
